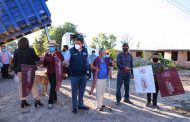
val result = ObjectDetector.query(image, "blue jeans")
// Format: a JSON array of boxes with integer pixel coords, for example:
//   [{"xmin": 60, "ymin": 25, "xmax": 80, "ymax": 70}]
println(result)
[
  {"xmin": 70, "ymin": 76, "xmax": 87, "ymax": 108},
  {"xmin": 116, "ymin": 71, "xmax": 131, "ymax": 102}
]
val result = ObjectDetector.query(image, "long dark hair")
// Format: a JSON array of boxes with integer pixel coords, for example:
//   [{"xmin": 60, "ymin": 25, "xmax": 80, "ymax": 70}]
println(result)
[{"xmin": 18, "ymin": 37, "xmax": 29, "ymax": 49}]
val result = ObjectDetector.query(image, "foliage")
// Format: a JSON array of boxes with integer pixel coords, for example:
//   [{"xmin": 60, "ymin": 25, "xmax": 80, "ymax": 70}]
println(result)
[
  {"xmin": 91, "ymin": 33, "xmax": 117, "ymax": 49},
  {"xmin": 160, "ymin": 58, "xmax": 176, "ymax": 68},
  {"xmin": 32, "ymin": 35, "xmax": 48, "ymax": 56},
  {"xmin": 49, "ymin": 22, "xmax": 77, "ymax": 46},
  {"xmin": 7, "ymin": 41, "xmax": 17, "ymax": 50},
  {"xmin": 107, "ymin": 48, "xmax": 117, "ymax": 60},
  {"xmin": 33, "ymin": 22, "xmax": 77, "ymax": 55}
]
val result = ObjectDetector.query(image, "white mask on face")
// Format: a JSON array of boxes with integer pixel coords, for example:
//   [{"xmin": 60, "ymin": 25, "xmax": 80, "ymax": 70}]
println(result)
[{"xmin": 75, "ymin": 44, "xmax": 81, "ymax": 50}]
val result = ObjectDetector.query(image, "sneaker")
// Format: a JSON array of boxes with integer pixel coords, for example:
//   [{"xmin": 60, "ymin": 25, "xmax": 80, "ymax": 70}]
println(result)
[
  {"xmin": 116, "ymin": 102, "xmax": 120, "ymax": 106},
  {"xmin": 123, "ymin": 99, "xmax": 133, "ymax": 104},
  {"xmin": 48, "ymin": 104, "xmax": 53, "ymax": 109},
  {"xmin": 72, "ymin": 108, "xmax": 78, "ymax": 113},
  {"xmin": 78, "ymin": 106, "xmax": 89, "ymax": 110}
]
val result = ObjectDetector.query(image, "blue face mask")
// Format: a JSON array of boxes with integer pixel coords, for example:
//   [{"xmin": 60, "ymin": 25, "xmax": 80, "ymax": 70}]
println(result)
[
  {"xmin": 49, "ymin": 47, "xmax": 55, "ymax": 52},
  {"xmin": 102, "ymin": 55, "xmax": 107, "ymax": 59},
  {"xmin": 2, "ymin": 48, "xmax": 6, "ymax": 52}
]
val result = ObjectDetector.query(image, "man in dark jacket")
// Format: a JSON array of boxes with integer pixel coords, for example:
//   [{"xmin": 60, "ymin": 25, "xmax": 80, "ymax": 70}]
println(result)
[{"xmin": 66, "ymin": 35, "xmax": 89, "ymax": 113}]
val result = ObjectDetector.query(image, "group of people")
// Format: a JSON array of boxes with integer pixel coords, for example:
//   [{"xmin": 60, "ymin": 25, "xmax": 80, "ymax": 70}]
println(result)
[{"xmin": 8, "ymin": 33, "xmax": 163, "ymax": 114}]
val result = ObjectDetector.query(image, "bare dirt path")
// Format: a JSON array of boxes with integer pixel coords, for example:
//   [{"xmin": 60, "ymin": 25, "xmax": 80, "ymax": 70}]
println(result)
[{"xmin": 0, "ymin": 70, "xmax": 190, "ymax": 122}]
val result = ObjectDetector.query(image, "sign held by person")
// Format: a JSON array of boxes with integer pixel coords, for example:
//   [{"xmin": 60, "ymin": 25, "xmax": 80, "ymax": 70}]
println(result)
[
  {"xmin": 155, "ymin": 68, "xmax": 185, "ymax": 97},
  {"xmin": 21, "ymin": 64, "xmax": 36, "ymax": 97},
  {"xmin": 55, "ymin": 54, "xmax": 64, "ymax": 90},
  {"xmin": 133, "ymin": 65, "xmax": 156, "ymax": 93}
]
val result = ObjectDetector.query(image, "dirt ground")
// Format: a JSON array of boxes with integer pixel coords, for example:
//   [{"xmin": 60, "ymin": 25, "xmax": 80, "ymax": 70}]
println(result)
[{"xmin": 0, "ymin": 70, "xmax": 190, "ymax": 122}]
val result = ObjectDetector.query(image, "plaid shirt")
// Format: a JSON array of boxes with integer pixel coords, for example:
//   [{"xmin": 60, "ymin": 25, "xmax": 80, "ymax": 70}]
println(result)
[{"xmin": 0, "ymin": 51, "xmax": 12, "ymax": 64}]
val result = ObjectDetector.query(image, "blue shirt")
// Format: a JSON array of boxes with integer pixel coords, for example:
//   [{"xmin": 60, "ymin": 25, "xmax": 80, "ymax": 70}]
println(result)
[
  {"xmin": 88, "ymin": 54, "xmax": 97, "ymax": 64},
  {"xmin": 62, "ymin": 50, "xmax": 70, "ymax": 61},
  {"xmin": 116, "ymin": 52, "xmax": 133, "ymax": 75},
  {"xmin": 97, "ymin": 58, "xmax": 108, "ymax": 79}
]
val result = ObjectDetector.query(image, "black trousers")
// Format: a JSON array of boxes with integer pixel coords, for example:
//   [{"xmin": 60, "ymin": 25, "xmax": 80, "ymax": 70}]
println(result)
[
  {"xmin": 147, "ymin": 81, "xmax": 159, "ymax": 106},
  {"xmin": 1, "ymin": 64, "xmax": 9, "ymax": 79},
  {"xmin": 48, "ymin": 74, "xmax": 57, "ymax": 104}
]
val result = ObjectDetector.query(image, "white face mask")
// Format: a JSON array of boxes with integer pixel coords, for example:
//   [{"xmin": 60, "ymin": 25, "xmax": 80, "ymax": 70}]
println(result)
[{"xmin": 75, "ymin": 44, "xmax": 81, "ymax": 50}]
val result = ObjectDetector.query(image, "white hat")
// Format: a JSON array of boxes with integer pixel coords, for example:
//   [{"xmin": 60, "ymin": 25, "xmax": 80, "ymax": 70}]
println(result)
[{"xmin": 49, "ymin": 40, "xmax": 57, "ymax": 46}]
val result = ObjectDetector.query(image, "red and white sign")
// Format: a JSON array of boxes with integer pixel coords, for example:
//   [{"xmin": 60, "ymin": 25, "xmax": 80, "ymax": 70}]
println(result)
[{"xmin": 155, "ymin": 68, "xmax": 185, "ymax": 97}]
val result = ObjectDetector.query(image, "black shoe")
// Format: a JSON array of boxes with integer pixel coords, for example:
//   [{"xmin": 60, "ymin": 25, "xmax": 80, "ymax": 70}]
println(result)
[
  {"xmin": 123, "ymin": 99, "xmax": 133, "ymax": 104},
  {"xmin": 35, "ymin": 99, "xmax": 44, "ymax": 108},
  {"xmin": 72, "ymin": 108, "xmax": 78, "ymax": 113},
  {"xmin": 102, "ymin": 105, "xmax": 106, "ymax": 108},
  {"xmin": 21, "ymin": 101, "xmax": 24, "ymax": 108},
  {"xmin": 98, "ymin": 108, "xmax": 104, "ymax": 111},
  {"xmin": 153, "ymin": 105, "xmax": 160, "ymax": 110},
  {"xmin": 116, "ymin": 102, "xmax": 120, "ymax": 106},
  {"xmin": 146, "ymin": 102, "xmax": 151, "ymax": 107},
  {"xmin": 21, "ymin": 100, "xmax": 30, "ymax": 108},
  {"xmin": 78, "ymin": 106, "xmax": 89, "ymax": 110},
  {"xmin": 23, "ymin": 100, "xmax": 30, "ymax": 106}
]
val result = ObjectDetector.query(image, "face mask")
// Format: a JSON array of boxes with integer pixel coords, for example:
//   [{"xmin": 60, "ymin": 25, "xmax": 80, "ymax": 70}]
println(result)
[
  {"xmin": 102, "ymin": 55, "xmax": 107, "ymax": 59},
  {"xmin": 49, "ymin": 47, "xmax": 55, "ymax": 52},
  {"xmin": 2, "ymin": 48, "xmax": 6, "ymax": 52},
  {"xmin": 62, "ymin": 49, "xmax": 66, "ymax": 52},
  {"xmin": 152, "ymin": 58, "xmax": 159, "ymax": 62},
  {"xmin": 75, "ymin": 44, "xmax": 81, "ymax": 50},
  {"xmin": 123, "ymin": 48, "xmax": 128, "ymax": 52}
]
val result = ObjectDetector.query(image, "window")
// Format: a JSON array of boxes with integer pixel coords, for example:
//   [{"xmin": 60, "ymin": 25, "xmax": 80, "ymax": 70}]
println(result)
[
  {"xmin": 171, "ymin": 51, "xmax": 178, "ymax": 61},
  {"xmin": 187, "ymin": 52, "xmax": 190, "ymax": 61},
  {"xmin": 136, "ymin": 52, "xmax": 143, "ymax": 58}
]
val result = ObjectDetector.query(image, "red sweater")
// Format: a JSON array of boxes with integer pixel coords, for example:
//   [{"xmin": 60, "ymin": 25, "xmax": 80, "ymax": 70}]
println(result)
[{"xmin": 43, "ymin": 51, "xmax": 64, "ymax": 74}]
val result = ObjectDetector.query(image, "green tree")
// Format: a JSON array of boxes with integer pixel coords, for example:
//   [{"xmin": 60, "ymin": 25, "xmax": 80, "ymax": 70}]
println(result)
[
  {"xmin": 91, "ymin": 33, "xmax": 117, "ymax": 49},
  {"xmin": 107, "ymin": 48, "xmax": 117, "ymax": 60},
  {"xmin": 34, "ymin": 22, "xmax": 77, "ymax": 55},
  {"xmin": 50, "ymin": 22, "xmax": 77, "ymax": 46},
  {"xmin": 33, "ymin": 31, "xmax": 48, "ymax": 56}
]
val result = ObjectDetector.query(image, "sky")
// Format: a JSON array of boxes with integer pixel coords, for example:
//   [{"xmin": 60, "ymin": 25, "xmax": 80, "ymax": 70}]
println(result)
[{"xmin": 27, "ymin": 0, "xmax": 190, "ymax": 50}]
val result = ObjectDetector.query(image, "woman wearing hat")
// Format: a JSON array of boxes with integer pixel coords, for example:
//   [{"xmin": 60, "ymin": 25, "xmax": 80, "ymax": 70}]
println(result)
[
  {"xmin": 89, "ymin": 48, "xmax": 110, "ymax": 111},
  {"xmin": 43, "ymin": 40, "xmax": 64, "ymax": 109}
]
